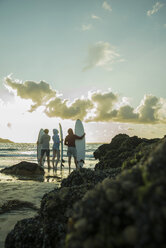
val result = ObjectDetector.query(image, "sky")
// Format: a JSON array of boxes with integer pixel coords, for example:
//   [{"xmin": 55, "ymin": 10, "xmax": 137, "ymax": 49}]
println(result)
[{"xmin": 0, "ymin": 0, "xmax": 166, "ymax": 143}]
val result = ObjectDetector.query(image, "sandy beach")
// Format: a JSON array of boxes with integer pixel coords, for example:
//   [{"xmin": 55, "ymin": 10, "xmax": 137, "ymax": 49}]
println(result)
[{"xmin": 0, "ymin": 170, "xmax": 60, "ymax": 247}]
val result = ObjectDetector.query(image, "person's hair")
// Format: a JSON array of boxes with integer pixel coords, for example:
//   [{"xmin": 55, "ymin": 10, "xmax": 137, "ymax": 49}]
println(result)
[
  {"xmin": 68, "ymin": 128, "xmax": 73, "ymax": 135},
  {"xmin": 53, "ymin": 129, "xmax": 58, "ymax": 134},
  {"xmin": 44, "ymin": 129, "xmax": 49, "ymax": 134}
]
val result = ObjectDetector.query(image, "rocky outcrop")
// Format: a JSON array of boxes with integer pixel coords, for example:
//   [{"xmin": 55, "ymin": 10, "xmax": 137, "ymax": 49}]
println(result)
[
  {"xmin": 66, "ymin": 138, "xmax": 166, "ymax": 248},
  {"xmin": 5, "ymin": 217, "xmax": 43, "ymax": 248},
  {"xmin": 0, "ymin": 200, "xmax": 38, "ymax": 214},
  {"xmin": 5, "ymin": 183, "xmax": 93, "ymax": 248},
  {"xmin": 0, "ymin": 138, "xmax": 14, "ymax": 143},
  {"xmin": 94, "ymin": 134, "xmax": 159, "ymax": 170},
  {"xmin": 4, "ymin": 135, "xmax": 166, "ymax": 248},
  {"xmin": 61, "ymin": 168, "xmax": 109, "ymax": 187},
  {"xmin": 0, "ymin": 161, "xmax": 44, "ymax": 177}
]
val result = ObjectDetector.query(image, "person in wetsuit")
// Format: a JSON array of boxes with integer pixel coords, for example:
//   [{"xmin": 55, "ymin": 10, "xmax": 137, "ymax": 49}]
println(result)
[{"xmin": 64, "ymin": 128, "xmax": 85, "ymax": 170}]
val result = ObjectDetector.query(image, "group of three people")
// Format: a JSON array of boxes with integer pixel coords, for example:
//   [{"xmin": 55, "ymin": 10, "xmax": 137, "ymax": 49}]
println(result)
[{"xmin": 39, "ymin": 128, "xmax": 85, "ymax": 169}]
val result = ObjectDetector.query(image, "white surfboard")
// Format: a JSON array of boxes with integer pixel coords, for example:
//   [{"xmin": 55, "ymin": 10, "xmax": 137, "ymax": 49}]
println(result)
[
  {"xmin": 37, "ymin": 129, "xmax": 46, "ymax": 167},
  {"xmin": 59, "ymin": 123, "xmax": 64, "ymax": 166},
  {"xmin": 75, "ymin": 119, "xmax": 85, "ymax": 168}
]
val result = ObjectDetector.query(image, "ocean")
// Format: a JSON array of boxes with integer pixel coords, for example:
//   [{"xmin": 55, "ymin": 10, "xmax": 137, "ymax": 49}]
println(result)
[{"xmin": 0, "ymin": 143, "xmax": 100, "ymax": 247}]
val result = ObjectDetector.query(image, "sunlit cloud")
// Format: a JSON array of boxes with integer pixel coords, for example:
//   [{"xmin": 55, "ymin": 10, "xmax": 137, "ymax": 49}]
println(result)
[
  {"xmin": 91, "ymin": 14, "xmax": 101, "ymax": 20},
  {"xmin": 4, "ymin": 77, "xmax": 166, "ymax": 125},
  {"xmin": 0, "ymin": 84, "xmax": 15, "ymax": 102},
  {"xmin": 86, "ymin": 93, "xmax": 166, "ymax": 124},
  {"xmin": 45, "ymin": 98, "xmax": 93, "ymax": 120},
  {"xmin": 147, "ymin": 2, "xmax": 164, "ymax": 16},
  {"xmin": 5, "ymin": 77, "xmax": 56, "ymax": 112},
  {"xmin": 82, "ymin": 24, "xmax": 93, "ymax": 31},
  {"xmin": 102, "ymin": 1, "xmax": 112, "ymax": 12},
  {"xmin": 86, "ymin": 90, "xmax": 118, "ymax": 122},
  {"xmin": 4, "ymin": 77, "xmax": 93, "ymax": 121},
  {"xmin": 83, "ymin": 41, "xmax": 122, "ymax": 71},
  {"xmin": 136, "ymin": 95, "xmax": 160, "ymax": 123}
]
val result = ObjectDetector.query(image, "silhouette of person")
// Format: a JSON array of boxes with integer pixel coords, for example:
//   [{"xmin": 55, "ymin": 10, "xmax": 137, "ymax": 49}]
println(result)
[
  {"xmin": 40, "ymin": 129, "xmax": 50, "ymax": 169},
  {"xmin": 52, "ymin": 129, "xmax": 60, "ymax": 169},
  {"xmin": 64, "ymin": 128, "xmax": 85, "ymax": 170}
]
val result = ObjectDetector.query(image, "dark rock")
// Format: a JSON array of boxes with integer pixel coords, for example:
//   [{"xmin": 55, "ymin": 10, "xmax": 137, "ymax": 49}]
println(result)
[
  {"xmin": 66, "ymin": 149, "xmax": 166, "ymax": 248},
  {"xmin": 0, "ymin": 200, "xmax": 38, "ymax": 214},
  {"xmin": 94, "ymin": 134, "xmax": 159, "ymax": 170},
  {"xmin": 145, "ymin": 137, "xmax": 166, "ymax": 181},
  {"xmin": 39, "ymin": 183, "xmax": 94, "ymax": 248},
  {"xmin": 61, "ymin": 168, "xmax": 109, "ymax": 188},
  {"xmin": 121, "ymin": 142, "xmax": 156, "ymax": 170},
  {"xmin": 0, "ymin": 161, "xmax": 44, "ymax": 177},
  {"xmin": 5, "ymin": 217, "xmax": 43, "ymax": 248}
]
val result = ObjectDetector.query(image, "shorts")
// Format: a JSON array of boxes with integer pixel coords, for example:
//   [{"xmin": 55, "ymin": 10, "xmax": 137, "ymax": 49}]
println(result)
[
  {"xmin": 53, "ymin": 146, "xmax": 60, "ymax": 151},
  {"xmin": 67, "ymin": 147, "xmax": 77, "ymax": 157},
  {"xmin": 41, "ymin": 149, "xmax": 50, "ymax": 157}
]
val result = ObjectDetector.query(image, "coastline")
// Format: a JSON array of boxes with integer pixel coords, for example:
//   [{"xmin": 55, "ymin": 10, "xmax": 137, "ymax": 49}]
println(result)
[
  {"xmin": 2, "ymin": 134, "xmax": 166, "ymax": 248},
  {"xmin": 0, "ymin": 143, "xmax": 97, "ymax": 248}
]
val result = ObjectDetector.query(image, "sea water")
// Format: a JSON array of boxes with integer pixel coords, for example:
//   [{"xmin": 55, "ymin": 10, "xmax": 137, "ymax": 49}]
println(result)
[{"xmin": 0, "ymin": 143, "xmax": 100, "ymax": 247}]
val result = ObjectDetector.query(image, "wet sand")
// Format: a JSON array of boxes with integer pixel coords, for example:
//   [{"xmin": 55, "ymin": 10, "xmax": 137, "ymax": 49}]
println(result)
[{"xmin": 0, "ymin": 167, "xmax": 72, "ymax": 248}]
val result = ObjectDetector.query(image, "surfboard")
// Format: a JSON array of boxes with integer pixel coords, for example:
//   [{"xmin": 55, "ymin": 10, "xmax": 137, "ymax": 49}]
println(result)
[
  {"xmin": 37, "ymin": 129, "xmax": 46, "ymax": 167},
  {"xmin": 59, "ymin": 123, "xmax": 64, "ymax": 166},
  {"xmin": 75, "ymin": 119, "xmax": 85, "ymax": 168}
]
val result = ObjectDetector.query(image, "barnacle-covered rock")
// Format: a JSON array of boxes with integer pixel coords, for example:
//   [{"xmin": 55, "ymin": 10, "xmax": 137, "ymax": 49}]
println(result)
[
  {"xmin": 0, "ymin": 161, "xmax": 44, "ymax": 177},
  {"xmin": 0, "ymin": 200, "xmax": 38, "ymax": 214},
  {"xmin": 61, "ymin": 168, "xmax": 109, "ymax": 188},
  {"xmin": 5, "ymin": 217, "xmax": 43, "ymax": 248},
  {"xmin": 66, "ymin": 138, "xmax": 166, "ymax": 248},
  {"xmin": 94, "ymin": 134, "xmax": 159, "ymax": 170}
]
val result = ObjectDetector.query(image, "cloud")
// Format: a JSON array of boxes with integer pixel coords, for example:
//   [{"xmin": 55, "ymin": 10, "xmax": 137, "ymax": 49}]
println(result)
[
  {"xmin": 86, "ymin": 93, "xmax": 165, "ymax": 124},
  {"xmin": 147, "ymin": 2, "xmax": 164, "ymax": 16},
  {"xmin": 83, "ymin": 41, "xmax": 122, "ymax": 71},
  {"xmin": 102, "ymin": 1, "xmax": 112, "ymax": 11},
  {"xmin": 4, "ymin": 77, "xmax": 93, "ymax": 121},
  {"xmin": 0, "ymin": 84, "xmax": 15, "ymax": 102},
  {"xmin": 86, "ymin": 90, "xmax": 118, "ymax": 121},
  {"xmin": 116, "ymin": 105, "xmax": 139, "ymax": 121},
  {"xmin": 82, "ymin": 24, "xmax": 92, "ymax": 31},
  {"xmin": 5, "ymin": 77, "xmax": 56, "ymax": 112},
  {"xmin": 137, "ymin": 95, "xmax": 160, "ymax": 123},
  {"xmin": 91, "ymin": 14, "xmax": 101, "ymax": 20},
  {"xmin": 5, "ymin": 77, "xmax": 166, "ymax": 125},
  {"xmin": 45, "ymin": 98, "xmax": 93, "ymax": 120}
]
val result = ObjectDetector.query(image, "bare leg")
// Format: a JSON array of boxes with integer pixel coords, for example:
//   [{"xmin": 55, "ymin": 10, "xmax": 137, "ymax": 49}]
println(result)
[
  {"xmin": 52, "ymin": 150, "xmax": 55, "ymax": 168},
  {"xmin": 56, "ymin": 150, "xmax": 60, "ymax": 167},
  {"xmin": 47, "ymin": 156, "xmax": 50, "ymax": 169},
  {"xmin": 40, "ymin": 155, "xmax": 44, "ymax": 167},
  {"xmin": 74, "ymin": 156, "xmax": 78, "ymax": 169},
  {"xmin": 68, "ymin": 156, "xmax": 71, "ymax": 170}
]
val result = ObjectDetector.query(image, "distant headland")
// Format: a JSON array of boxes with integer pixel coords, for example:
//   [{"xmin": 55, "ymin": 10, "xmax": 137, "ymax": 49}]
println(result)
[{"xmin": 0, "ymin": 138, "xmax": 14, "ymax": 143}]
